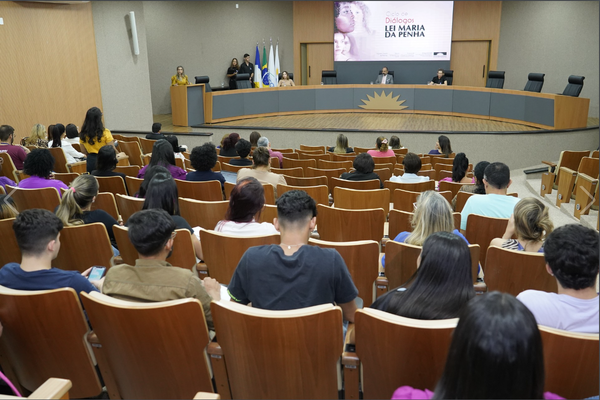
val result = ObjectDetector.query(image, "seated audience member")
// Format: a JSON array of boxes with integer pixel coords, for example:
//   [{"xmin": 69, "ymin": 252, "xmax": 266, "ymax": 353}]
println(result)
[
  {"xmin": 146, "ymin": 122, "xmax": 166, "ymax": 140},
  {"xmin": 0, "ymin": 158, "xmax": 17, "ymax": 191},
  {"xmin": 372, "ymin": 232, "xmax": 475, "ymax": 318},
  {"xmin": 340, "ymin": 153, "xmax": 383, "ymax": 188},
  {"xmin": 439, "ymin": 152, "xmax": 472, "ymax": 184},
  {"xmin": 141, "ymin": 171, "xmax": 203, "ymax": 260},
  {"xmin": 48, "ymin": 123, "xmax": 86, "ymax": 164},
  {"xmin": 460, "ymin": 162, "xmax": 520, "ymax": 230},
  {"xmin": 219, "ymin": 133, "xmax": 240, "ymax": 157},
  {"xmin": 517, "ymin": 224, "xmax": 599, "ymax": 333},
  {"xmin": 392, "ymin": 292, "xmax": 560, "ymax": 399},
  {"xmin": 227, "ymin": 190, "xmax": 358, "ymax": 322},
  {"xmin": 429, "ymin": 134, "xmax": 452, "ymax": 157},
  {"xmin": 17, "ymin": 148, "xmax": 68, "ymax": 195},
  {"xmin": 21, "ymin": 124, "xmax": 48, "ymax": 148},
  {"xmin": 56, "ymin": 174, "xmax": 120, "ymax": 252},
  {"xmin": 249, "ymin": 131, "xmax": 261, "ymax": 147},
  {"xmin": 102, "ymin": 209, "xmax": 221, "ymax": 331},
  {"xmin": 0, "ymin": 125, "xmax": 28, "ymax": 170},
  {"xmin": 166, "ymin": 135, "xmax": 187, "ymax": 158},
  {"xmin": 367, "ymin": 136, "xmax": 395, "ymax": 158},
  {"xmin": 215, "ymin": 177, "xmax": 279, "ymax": 235},
  {"xmin": 64, "ymin": 124, "xmax": 80, "ymax": 145},
  {"xmin": 229, "ymin": 138, "xmax": 253, "ymax": 166},
  {"xmin": 390, "ymin": 152, "xmax": 428, "ymax": 183},
  {"xmin": 91, "ymin": 144, "xmax": 127, "ymax": 183},
  {"xmin": 490, "ymin": 197, "xmax": 553, "ymax": 252},
  {"xmin": 257, "ymin": 136, "xmax": 283, "ymax": 167},
  {"xmin": 186, "ymin": 143, "xmax": 226, "ymax": 189},
  {"xmin": 237, "ymin": 147, "xmax": 286, "ymax": 199},
  {"xmin": 382, "ymin": 191, "xmax": 470, "ymax": 267},
  {"xmin": 0, "ymin": 209, "xmax": 100, "ymax": 295},
  {"xmin": 136, "ymin": 165, "xmax": 169, "ymax": 198},
  {"xmin": 138, "ymin": 139, "xmax": 186, "ymax": 180},
  {"xmin": 389, "ymin": 135, "xmax": 403, "ymax": 149},
  {"xmin": 328, "ymin": 133, "xmax": 354, "ymax": 154},
  {"xmin": 451, "ymin": 160, "xmax": 489, "ymax": 209},
  {"xmin": 0, "ymin": 195, "xmax": 18, "ymax": 219}
]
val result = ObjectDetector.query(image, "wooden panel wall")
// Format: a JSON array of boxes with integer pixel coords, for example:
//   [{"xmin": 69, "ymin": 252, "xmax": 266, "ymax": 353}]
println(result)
[
  {"xmin": 292, "ymin": 1, "xmax": 502, "ymax": 84},
  {"xmin": 0, "ymin": 2, "xmax": 102, "ymax": 142}
]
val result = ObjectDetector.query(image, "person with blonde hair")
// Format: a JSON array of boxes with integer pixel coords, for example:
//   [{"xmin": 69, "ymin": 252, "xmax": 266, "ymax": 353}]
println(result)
[
  {"xmin": 490, "ymin": 197, "xmax": 553, "ymax": 253},
  {"xmin": 55, "ymin": 174, "xmax": 120, "ymax": 253},
  {"xmin": 21, "ymin": 124, "xmax": 48, "ymax": 148},
  {"xmin": 367, "ymin": 136, "xmax": 395, "ymax": 157},
  {"xmin": 171, "ymin": 66, "xmax": 190, "ymax": 86},
  {"xmin": 328, "ymin": 133, "xmax": 354, "ymax": 154},
  {"xmin": 0, "ymin": 195, "xmax": 17, "ymax": 220}
]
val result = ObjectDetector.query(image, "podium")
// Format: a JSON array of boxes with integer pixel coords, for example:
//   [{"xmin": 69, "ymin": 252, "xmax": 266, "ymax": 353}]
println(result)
[{"xmin": 170, "ymin": 84, "xmax": 206, "ymax": 126}]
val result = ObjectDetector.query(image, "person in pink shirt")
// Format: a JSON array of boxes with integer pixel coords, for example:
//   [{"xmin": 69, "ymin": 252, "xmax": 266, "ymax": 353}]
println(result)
[
  {"xmin": 0, "ymin": 125, "xmax": 29, "ymax": 170},
  {"xmin": 17, "ymin": 148, "xmax": 68, "ymax": 196},
  {"xmin": 367, "ymin": 136, "xmax": 395, "ymax": 158}
]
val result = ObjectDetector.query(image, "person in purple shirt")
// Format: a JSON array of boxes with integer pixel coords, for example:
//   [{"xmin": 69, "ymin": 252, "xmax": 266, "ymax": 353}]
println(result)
[
  {"xmin": 257, "ymin": 136, "xmax": 283, "ymax": 168},
  {"xmin": 0, "ymin": 125, "xmax": 28, "ymax": 170},
  {"xmin": 17, "ymin": 148, "xmax": 68, "ymax": 196},
  {"xmin": 138, "ymin": 139, "xmax": 186, "ymax": 180}
]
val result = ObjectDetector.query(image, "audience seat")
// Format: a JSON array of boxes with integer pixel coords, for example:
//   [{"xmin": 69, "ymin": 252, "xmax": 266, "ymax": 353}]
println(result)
[
  {"xmin": 523, "ymin": 72, "xmax": 545, "ymax": 93},
  {"xmin": 115, "ymin": 194, "xmax": 144, "ymax": 223},
  {"xmin": 81, "ymin": 292, "xmax": 214, "ymax": 399},
  {"xmin": 124, "ymin": 176, "xmax": 143, "ymax": 197},
  {"xmin": 307, "ymin": 167, "xmax": 345, "ymax": 194},
  {"xmin": 352, "ymin": 146, "xmax": 373, "ymax": 154},
  {"xmin": 5, "ymin": 185, "xmax": 60, "ymax": 213},
  {"xmin": 221, "ymin": 162, "xmax": 250, "ymax": 173},
  {"xmin": 373, "ymin": 167, "xmax": 392, "ymax": 183},
  {"xmin": 318, "ymin": 159, "xmax": 353, "ymax": 171},
  {"xmin": 0, "ymin": 153, "xmax": 20, "ymax": 183},
  {"xmin": 555, "ymin": 156, "xmax": 599, "ymax": 207},
  {"xmin": 51, "ymin": 223, "xmax": 114, "ymax": 272},
  {"xmin": 139, "ymin": 137, "xmax": 156, "ymax": 154},
  {"xmin": 384, "ymin": 180, "xmax": 435, "ymax": 196},
  {"xmin": 330, "ymin": 153, "xmax": 356, "ymax": 162},
  {"xmin": 48, "ymin": 147, "xmax": 86, "ymax": 174},
  {"xmin": 90, "ymin": 192, "xmax": 120, "ymax": 221},
  {"xmin": 540, "ymin": 150, "xmax": 589, "ymax": 195},
  {"xmin": 331, "ymin": 177, "xmax": 380, "ymax": 192},
  {"xmin": 278, "ymin": 183, "xmax": 329, "ymax": 206},
  {"xmin": 464, "ymin": 214, "xmax": 509, "ymax": 270},
  {"xmin": 209, "ymin": 301, "xmax": 342, "ymax": 399},
  {"xmin": 179, "ymin": 198, "xmax": 228, "ymax": 230},
  {"xmin": 439, "ymin": 180, "xmax": 474, "ymax": 200},
  {"xmin": 52, "ymin": 172, "xmax": 79, "ymax": 187},
  {"xmin": 334, "ymin": 187, "xmax": 391, "ymax": 216},
  {"xmin": 299, "ymin": 144, "xmax": 326, "ymax": 153},
  {"xmin": 298, "ymin": 152, "xmax": 330, "ymax": 161},
  {"xmin": 114, "ymin": 165, "xmax": 140, "ymax": 178},
  {"xmin": 117, "ymin": 141, "xmax": 145, "ymax": 167},
  {"xmin": 0, "ymin": 286, "xmax": 103, "ymax": 398},
  {"xmin": 282, "ymin": 157, "xmax": 316, "ymax": 174},
  {"xmin": 388, "ymin": 209, "xmax": 462, "ymax": 240},
  {"xmin": 0, "ymin": 218, "xmax": 20, "ymax": 266},
  {"xmin": 282, "ymin": 175, "xmax": 327, "ymax": 187},
  {"xmin": 224, "ymin": 181, "xmax": 275, "ymax": 204},
  {"xmin": 316, "ymin": 204, "xmax": 385, "ymax": 243},
  {"xmin": 95, "ymin": 176, "xmax": 128, "ymax": 196},
  {"xmin": 270, "ymin": 167, "xmax": 304, "ymax": 177},
  {"xmin": 372, "ymin": 155, "xmax": 396, "ymax": 166},
  {"xmin": 175, "ymin": 179, "xmax": 224, "ymax": 201}
]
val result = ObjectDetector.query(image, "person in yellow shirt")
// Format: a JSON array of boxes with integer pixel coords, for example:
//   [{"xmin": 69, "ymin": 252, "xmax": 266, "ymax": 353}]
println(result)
[
  {"xmin": 171, "ymin": 65, "xmax": 190, "ymax": 86},
  {"xmin": 79, "ymin": 107, "xmax": 116, "ymax": 173}
]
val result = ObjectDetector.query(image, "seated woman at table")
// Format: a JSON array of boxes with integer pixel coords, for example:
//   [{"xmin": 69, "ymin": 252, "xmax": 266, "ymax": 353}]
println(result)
[
  {"xmin": 171, "ymin": 65, "xmax": 190, "ymax": 86},
  {"xmin": 17, "ymin": 148, "xmax": 68, "ymax": 195},
  {"xmin": 138, "ymin": 139, "xmax": 186, "ymax": 180},
  {"xmin": 328, "ymin": 134, "xmax": 354, "ymax": 154},
  {"xmin": 490, "ymin": 197, "xmax": 553, "ymax": 253},
  {"xmin": 215, "ymin": 176, "xmax": 278, "ymax": 235},
  {"xmin": 439, "ymin": 153, "xmax": 472, "ymax": 185},
  {"xmin": 367, "ymin": 136, "xmax": 395, "ymax": 158},
  {"xmin": 428, "ymin": 135, "xmax": 452, "ymax": 157},
  {"xmin": 227, "ymin": 58, "xmax": 239, "ymax": 90},
  {"xmin": 340, "ymin": 153, "xmax": 383, "ymax": 188},
  {"xmin": 277, "ymin": 71, "xmax": 295, "ymax": 87}
]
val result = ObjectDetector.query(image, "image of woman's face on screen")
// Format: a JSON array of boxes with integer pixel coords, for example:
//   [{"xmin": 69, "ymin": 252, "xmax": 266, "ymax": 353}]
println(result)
[
  {"xmin": 349, "ymin": 3, "xmax": 367, "ymax": 33},
  {"xmin": 334, "ymin": 33, "xmax": 351, "ymax": 60},
  {"xmin": 335, "ymin": 3, "xmax": 355, "ymax": 33}
]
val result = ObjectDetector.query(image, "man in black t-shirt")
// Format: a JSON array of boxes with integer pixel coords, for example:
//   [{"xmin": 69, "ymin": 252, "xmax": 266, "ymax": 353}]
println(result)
[
  {"xmin": 227, "ymin": 190, "xmax": 358, "ymax": 322},
  {"xmin": 428, "ymin": 69, "xmax": 448, "ymax": 85},
  {"xmin": 238, "ymin": 53, "xmax": 254, "ymax": 87},
  {"xmin": 146, "ymin": 123, "xmax": 166, "ymax": 140}
]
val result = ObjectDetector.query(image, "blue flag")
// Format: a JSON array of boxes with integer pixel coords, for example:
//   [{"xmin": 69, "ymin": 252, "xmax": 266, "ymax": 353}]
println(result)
[{"xmin": 254, "ymin": 45, "xmax": 262, "ymax": 88}]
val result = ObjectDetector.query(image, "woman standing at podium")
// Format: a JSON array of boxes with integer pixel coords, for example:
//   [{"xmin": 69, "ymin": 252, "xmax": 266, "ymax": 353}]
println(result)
[
  {"xmin": 227, "ymin": 58, "xmax": 239, "ymax": 90},
  {"xmin": 171, "ymin": 66, "xmax": 190, "ymax": 86}
]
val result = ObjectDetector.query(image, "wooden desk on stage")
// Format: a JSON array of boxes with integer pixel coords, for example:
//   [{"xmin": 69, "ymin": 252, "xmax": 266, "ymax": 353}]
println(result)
[
  {"xmin": 170, "ymin": 84, "xmax": 207, "ymax": 126},
  {"xmin": 203, "ymin": 85, "xmax": 589, "ymax": 130}
]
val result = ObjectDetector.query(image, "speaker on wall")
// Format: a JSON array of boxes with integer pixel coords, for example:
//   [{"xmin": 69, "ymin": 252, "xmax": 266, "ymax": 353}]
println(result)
[{"xmin": 129, "ymin": 11, "xmax": 140, "ymax": 56}]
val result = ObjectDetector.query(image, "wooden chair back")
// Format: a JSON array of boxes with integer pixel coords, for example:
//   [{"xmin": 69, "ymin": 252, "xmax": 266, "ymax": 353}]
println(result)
[
  {"xmin": 309, "ymin": 238, "xmax": 380, "ymax": 307},
  {"xmin": 0, "ymin": 218, "xmax": 21, "ymax": 266},
  {"xmin": 115, "ymin": 194, "xmax": 144, "ymax": 223},
  {"xmin": 439, "ymin": 180, "xmax": 474, "ymax": 199},
  {"xmin": 52, "ymin": 172, "xmax": 79, "ymax": 186},
  {"xmin": 113, "ymin": 134, "xmax": 140, "ymax": 144},
  {"xmin": 384, "ymin": 240, "xmax": 422, "ymax": 288},
  {"xmin": 223, "ymin": 181, "xmax": 275, "ymax": 205},
  {"xmin": 388, "ymin": 209, "xmax": 462, "ymax": 240},
  {"xmin": 213, "ymin": 161, "xmax": 221, "ymax": 171},
  {"xmin": 334, "ymin": 187, "xmax": 391, "ymax": 216},
  {"xmin": 112, "ymin": 225, "xmax": 138, "ymax": 266},
  {"xmin": 5, "ymin": 185, "xmax": 60, "ymax": 212},
  {"xmin": 316, "ymin": 204, "xmax": 385, "ymax": 243},
  {"xmin": 352, "ymin": 309, "xmax": 457, "ymax": 398},
  {"xmin": 210, "ymin": 301, "xmax": 342, "ymax": 399},
  {"xmin": 51, "ymin": 223, "xmax": 114, "ymax": 272},
  {"xmin": 384, "ymin": 179, "xmax": 435, "ymax": 194},
  {"xmin": 71, "ymin": 142, "xmax": 82, "ymax": 152},
  {"xmin": 591, "ymin": 150, "xmax": 599, "ymax": 159},
  {"xmin": 372, "ymin": 155, "xmax": 397, "ymax": 166},
  {"xmin": 307, "ymin": 167, "xmax": 345, "ymax": 194},
  {"xmin": 465, "ymin": 214, "xmax": 509, "ymax": 270},
  {"xmin": 199, "ymin": 230, "xmax": 280, "ymax": 284},
  {"xmin": 429, "ymin": 154, "xmax": 455, "ymax": 166},
  {"xmin": 574, "ymin": 172, "xmax": 599, "ymax": 219},
  {"xmin": 142, "ymin": 154, "xmax": 151, "ymax": 166},
  {"xmin": 175, "ymin": 179, "xmax": 223, "ymax": 201},
  {"xmin": 282, "ymin": 157, "xmax": 316, "ymax": 174},
  {"xmin": 417, "ymin": 169, "xmax": 436, "ymax": 180},
  {"xmin": 124, "ymin": 176, "xmax": 143, "ymax": 197},
  {"xmin": 175, "ymin": 158, "xmax": 185, "ymax": 169},
  {"xmin": 282, "ymin": 175, "xmax": 327, "ymax": 187},
  {"xmin": 391, "ymin": 188, "xmax": 421, "ymax": 212},
  {"xmin": 179, "ymin": 198, "xmax": 229, "ymax": 230},
  {"xmin": 139, "ymin": 137, "xmax": 156, "ymax": 154},
  {"xmin": 353, "ymin": 146, "xmax": 373, "ymax": 154},
  {"xmin": 555, "ymin": 150, "xmax": 592, "ymax": 187},
  {"xmin": 373, "ymin": 167, "xmax": 392, "ymax": 183},
  {"xmin": 484, "ymin": 246, "xmax": 556, "ymax": 295},
  {"xmin": 578, "ymin": 156, "xmax": 600, "ymax": 178},
  {"xmin": 278, "ymin": 184, "xmax": 329, "ymax": 206},
  {"xmin": 392, "ymin": 148, "xmax": 409, "ymax": 155},
  {"xmin": 330, "ymin": 153, "xmax": 356, "ymax": 162},
  {"xmin": 454, "ymin": 191, "xmax": 476, "ymax": 213},
  {"xmin": 114, "ymin": 165, "xmax": 140, "ymax": 177},
  {"xmin": 47, "ymin": 147, "xmax": 70, "ymax": 173},
  {"xmin": 299, "ymin": 144, "xmax": 326, "ymax": 153},
  {"xmin": 80, "ymin": 292, "xmax": 214, "ymax": 399},
  {"xmin": 298, "ymin": 152, "xmax": 330, "ymax": 161},
  {"xmin": 0, "ymin": 153, "xmax": 19, "ymax": 183},
  {"xmin": 538, "ymin": 325, "xmax": 599, "ymax": 399},
  {"xmin": 257, "ymin": 204, "xmax": 278, "ymax": 224},
  {"xmin": 438, "ymin": 170, "xmax": 453, "ymax": 180},
  {"xmin": 68, "ymin": 161, "xmax": 87, "ymax": 174},
  {"xmin": 0, "ymin": 286, "xmax": 102, "ymax": 398},
  {"xmin": 279, "ymin": 152, "xmax": 298, "ymax": 159},
  {"xmin": 296, "ymin": 149, "xmax": 324, "ymax": 155},
  {"xmin": 216, "ymin": 155, "xmax": 237, "ymax": 165},
  {"xmin": 331, "ymin": 177, "xmax": 380, "ymax": 192},
  {"xmin": 270, "ymin": 167, "xmax": 304, "ymax": 177},
  {"xmin": 95, "ymin": 176, "xmax": 127, "ymax": 196},
  {"xmin": 118, "ymin": 141, "xmax": 144, "ymax": 166},
  {"xmin": 90, "ymin": 192, "xmax": 119, "ymax": 221},
  {"xmin": 318, "ymin": 159, "xmax": 353, "ymax": 171},
  {"xmin": 270, "ymin": 148, "xmax": 294, "ymax": 153},
  {"xmin": 222, "ymin": 162, "xmax": 250, "ymax": 173},
  {"xmin": 184, "ymin": 157, "xmax": 194, "ymax": 170}
]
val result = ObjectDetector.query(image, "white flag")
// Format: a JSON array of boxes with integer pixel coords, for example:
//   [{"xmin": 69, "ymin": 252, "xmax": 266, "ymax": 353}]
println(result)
[
  {"xmin": 268, "ymin": 41, "xmax": 276, "ymax": 87},
  {"xmin": 274, "ymin": 42, "xmax": 280, "ymax": 86}
]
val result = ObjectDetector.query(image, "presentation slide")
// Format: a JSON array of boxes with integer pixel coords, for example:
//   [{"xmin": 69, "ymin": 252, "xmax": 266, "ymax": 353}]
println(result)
[{"xmin": 334, "ymin": 1, "xmax": 454, "ymax": 62}]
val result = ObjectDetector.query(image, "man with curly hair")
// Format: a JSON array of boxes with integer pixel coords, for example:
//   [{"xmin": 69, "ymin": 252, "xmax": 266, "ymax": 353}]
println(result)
[
  {"xmin": 17, "ymin": 148, "xmax": 68, "ymax": 195},
  {"xmin": 185, "ymin": 143, "xmax": 225, "ymax": 189}
]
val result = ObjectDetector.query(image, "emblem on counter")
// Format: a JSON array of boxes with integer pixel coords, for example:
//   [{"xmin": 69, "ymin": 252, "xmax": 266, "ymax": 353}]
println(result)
[{"xmin": 359, "ymin": 91, "xmax": 408, "ymax": 110}]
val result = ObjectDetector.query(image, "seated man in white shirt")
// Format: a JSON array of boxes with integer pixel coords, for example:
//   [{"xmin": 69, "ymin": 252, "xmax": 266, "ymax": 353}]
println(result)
[
  {"xmin": 460, "ymin": 162, "xmax": 520, "ymax": 231},
  {"xmin": 390, "ymin": 152, "xmax": 429, "ymax": 183},
  {"xmin": 517, "ymin": 224, "xmax": 599, "ymax": 333},
  {"xmin": 375, "ymin": 67, "xmax": 394, "ymax": 84}
]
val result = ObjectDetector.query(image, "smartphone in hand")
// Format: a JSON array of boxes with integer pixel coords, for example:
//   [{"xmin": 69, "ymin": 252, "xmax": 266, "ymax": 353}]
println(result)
[{"xmin": 88, "ymin": 266, "xmax": 106, "ymax": 281}]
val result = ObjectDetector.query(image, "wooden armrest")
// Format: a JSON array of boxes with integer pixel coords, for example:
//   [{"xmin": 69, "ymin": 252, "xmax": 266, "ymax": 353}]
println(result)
[
  {"xmin": 196, "ymin": 262, "xmax": 208, "ymax": 275},
  {"xmin": 193, "ymin": 392, "xmax": 221, "ymax": 400},
  {"xmin": 342, "ymin": 323, "xmax": 360, "ymax": 400},
  {"xmin": 207, "ymin": 342, "xmax": 232, "ymax": 399},
  {"xmin": 375, "ymin": 275, "xmax": 388, "ymax": 298},
  {"xmin": 541, "ymin": 160, "xmax": 556, "ymax": 167},
  {"xmin": 558, "ymin": 166, "xmax": 576, "ymax": 175},
  {"xmin": 87, "ymin": 331, "xmax": 100, "ymax": 346},
  {"xmin": 474, "ymin": 281, "xmax": 487, "ymax": 293},
  {"xmin": 67, "ymin": 160, "xmax": 87, "ymax": 167},
  {"xmin": 29, "ymin": 378, "xmax": 72, "ymax": 399},
  {"xmin": 381, "ymin": 237, "xmax": 390, "ymax": 247}
]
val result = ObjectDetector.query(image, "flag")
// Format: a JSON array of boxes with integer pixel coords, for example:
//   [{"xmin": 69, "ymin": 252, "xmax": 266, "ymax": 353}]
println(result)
[
  {"xmin": 268, "ymin": 41, "xmax": 276, "ymax": 87},
  {"xmin": 274, "ymin": 42, "xmax": 280, "ymax": 87},
  {"xmin": 254, "ymin": 44, "xmax": 262, "ymax": 88},
  {"xmin": 261, "ymin": 45, "xmax": 269, "ymax": 87}
]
